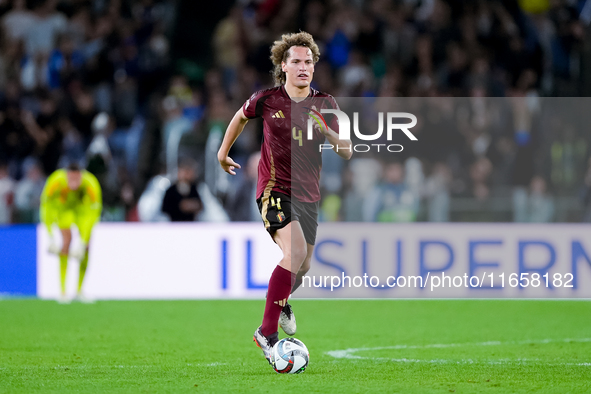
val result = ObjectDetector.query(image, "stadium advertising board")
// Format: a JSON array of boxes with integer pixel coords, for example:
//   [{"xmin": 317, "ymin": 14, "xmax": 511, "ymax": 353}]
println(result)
[
  {"xmin": 297, "ymin": 223, "xmax": 591, "ymax": 298},
  {"xmin": 33, "ymin": 223, "xmax": 591, "ymax": 300},
  {"xmin": 36, "ymin": 223, "xmax": 280, "ymax": 299}
]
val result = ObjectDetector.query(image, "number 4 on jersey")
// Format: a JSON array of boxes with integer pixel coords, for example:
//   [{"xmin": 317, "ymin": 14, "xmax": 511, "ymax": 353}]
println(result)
[{"xmin": 292, "ymin": 127, "xmax": 303, "ymax": 146}]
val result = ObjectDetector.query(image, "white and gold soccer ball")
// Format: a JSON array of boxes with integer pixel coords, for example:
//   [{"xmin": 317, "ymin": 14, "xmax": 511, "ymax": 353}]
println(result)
[{"xmin": 272, "ymin": 338, "xmax": 309, "ymax": 374}]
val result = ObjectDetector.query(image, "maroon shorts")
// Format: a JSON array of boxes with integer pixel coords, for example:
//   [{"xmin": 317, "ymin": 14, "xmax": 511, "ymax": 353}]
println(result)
[{"xmin": 256, "ymin": 191, "xmax": 319, "ymax": 245}]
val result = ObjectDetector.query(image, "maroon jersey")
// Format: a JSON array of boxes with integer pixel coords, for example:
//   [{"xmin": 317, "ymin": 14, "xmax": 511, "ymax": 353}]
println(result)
[{"xmin": 243, "ymin": 85, "xmax": 339, "ymax": 203}]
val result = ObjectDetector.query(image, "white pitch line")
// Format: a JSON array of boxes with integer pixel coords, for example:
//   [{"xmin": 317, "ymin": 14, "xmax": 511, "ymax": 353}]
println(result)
[
  {"xmin": 13, "ymin": 363, "xmax": 228, "ymax": 370},
  {"xmin": 326, "ymin": 338, "xmax": 591, "ymax": 366}
]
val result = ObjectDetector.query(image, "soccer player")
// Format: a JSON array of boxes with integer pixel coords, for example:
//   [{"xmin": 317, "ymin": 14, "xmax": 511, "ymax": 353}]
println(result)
[
  {"xmin": 217, "ymin": 32, "xmax": 351, "ymax": 365},
  {"xmin": 40, "ymin": 163, "xmax": 102, "ymax": 303}
]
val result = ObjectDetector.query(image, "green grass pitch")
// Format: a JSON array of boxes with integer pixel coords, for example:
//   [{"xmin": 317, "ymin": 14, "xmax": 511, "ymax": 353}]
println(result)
[{"xmin": 1, "ymin": 299, "xmax": 590, "ymax": 393}]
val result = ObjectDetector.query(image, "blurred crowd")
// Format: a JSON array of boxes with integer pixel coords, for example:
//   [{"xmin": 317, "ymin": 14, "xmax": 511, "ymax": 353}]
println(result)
[
  {"xmin": 1, "ymin": 0, "xmax": 591, "ymax": 224},
  {"xmin": 0, "ymin": 0, "xmax": 174, "ymax": 222}
]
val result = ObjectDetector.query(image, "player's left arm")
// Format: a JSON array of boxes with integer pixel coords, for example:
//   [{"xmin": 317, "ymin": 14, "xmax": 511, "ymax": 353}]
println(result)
[
  {"xmin": 316, "ymin": 98, "xmax": 352, "ymax": 160},
  {"xmin": 82, "ymin": 172, "xmax": 103, "ymax": 223},
  {"xmin": 321, "ymin": 125, "xmax": 352, "ymax": 160},
  {"xmin": 40, "ymin": 171, "xmax": 66, "ymax": 254}
]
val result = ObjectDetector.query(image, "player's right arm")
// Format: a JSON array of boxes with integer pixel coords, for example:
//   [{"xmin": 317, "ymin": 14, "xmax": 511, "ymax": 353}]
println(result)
[
  {"xmin": 217, "ymin": 107, "xmax": 248, "ymax": 175},
  {"xmin": 40, "ymin": 171, "xmax": 62, "ymax": 236}
]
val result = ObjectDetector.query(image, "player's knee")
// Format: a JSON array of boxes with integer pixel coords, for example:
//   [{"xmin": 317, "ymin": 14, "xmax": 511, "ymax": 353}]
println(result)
[
  {"xmin": 298, "ymin": 262, "xmax": 310, "ymax": 276},
  {"xmin": 295, "ymin": 245, "xmax": 308, "ymax": 265},
  {"xmin": 284, "ymin": 245, "xmax": 307, "ymax": 267},
  {"xmin": 299, "ymin": 255, "xmax": 311, "ymax": 273}
]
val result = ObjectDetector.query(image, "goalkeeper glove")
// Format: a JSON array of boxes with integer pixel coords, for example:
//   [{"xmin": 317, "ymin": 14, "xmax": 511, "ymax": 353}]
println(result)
[
  {"xmin": 48, "ymin": 235, "xmax": 60, "ymax": 255},
  {"xmin": 70, "ymin": 241, "xmax": 87, "ymax": 260}
]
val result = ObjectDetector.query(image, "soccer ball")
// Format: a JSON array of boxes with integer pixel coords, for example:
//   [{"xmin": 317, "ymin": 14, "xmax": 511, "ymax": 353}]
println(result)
[{"xmin": 272, "ymin": 337, "xmax": 309, "ymax": 374}]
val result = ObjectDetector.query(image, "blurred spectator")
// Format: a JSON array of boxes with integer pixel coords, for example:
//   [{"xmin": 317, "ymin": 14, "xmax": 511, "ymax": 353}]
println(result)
[
  {"xmin": 0, "ymin": 40, "xmax": 25, "ymax": 90},
  {"xmin": 87, "ymin": 112, "xmax": 118, "ymax": 205},
  {"xmin": 324, "ymin": 6, "xmax": 355, "ymax": 70},
  {"xmin": 13, "ymin": 158, "xmax": 45, "ymax": 223},
  {"xmin": 405, "ymin": 157, "xmax": 424, "ymax": 198},
  {"xmin": 364, "ymin": 162, "xmax": 419, "ymax": 222},
  {"xmin": 319, "ymin": 193, "xmax": 342, "ymax": 222},
  {"xmin": 1, "ymin": 0, "xmax": 35, "ymax": 44},
  {"xmin": 550, "ymin": 124, "xmax": 586, "ymax": 191},
  {"xmin": 343, "ymin": 158, "xmax": 381, "ymax": 221},
  {"xmin": 161, "ymin": 158, "xmax": 202, "ymax": 222},
  {"xmin": 467, "ymin": 156, "xmax": 493, "ymax": 202},
  {"xmin": 21, "ymin": 91, "xmax": 62, "ymax": 175},
  {"xmin": 582, "ymin": 158, "xmax": 591, "ymax": 222},
  {"xmin": 138, "ymin": 173, "xmax": 171, "ymax": 222},
  {"xmin": 513, "ymin": 175, "xmax": 555, "ymax": 222},
  {"xmin": 225, "ymin": 151, "xmax": 260, "ymax": 222},
  {"xmin": 0, "ymin": 161, "xmax": 15, "ymax": 223},
  {"xmin": 119, "ymin": 177, "xmax": 138, "ymax": 222},
  {"xmin": 161, "ymin": 94, "xmax": 192, "ymax": 176},
  {"xmin": 1, "ymin": 100, "xmax": 36, "ymax": 180},
  {"xmin": 47, "ymin": 34, "xmax": 84, "ymax": 89},
  {"xmin": 168, "ymin": 74, "xmax": 193, "ymax": 107},
  {"xmin": 423, "ymin": 162, "xmax": 452, "ymax": 222},
  {"xmin": 70, "ymin": 89, "xmax": 98, "ymax": 146},
  {"xmin": 25, "ymin": 0, "xmax": 67, "ymax": 57},
  {"xmin": 212, "ymin": 6, "xmax": 245, "ymax": 95},
  {"xmin": 338, "ymin": 50, "xmax": 374, "ymax": 96}
]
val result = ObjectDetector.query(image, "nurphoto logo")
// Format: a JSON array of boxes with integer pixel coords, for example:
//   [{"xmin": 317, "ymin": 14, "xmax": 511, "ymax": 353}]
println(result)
[{"xmin": 306, "ymin": 108, "xmax": 418, "ymax": 153}]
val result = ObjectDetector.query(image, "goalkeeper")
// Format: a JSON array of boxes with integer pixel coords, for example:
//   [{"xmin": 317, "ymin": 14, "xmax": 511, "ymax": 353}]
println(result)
[{"xmin": 40, "ymin": 163, "xmax": 102, "ymax": 302}]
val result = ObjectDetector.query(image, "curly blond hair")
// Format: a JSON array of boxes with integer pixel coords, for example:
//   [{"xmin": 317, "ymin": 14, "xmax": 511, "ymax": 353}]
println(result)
[{"xmin": 269, "ymin": 32, "xmax": 320, "ymax": 86}]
